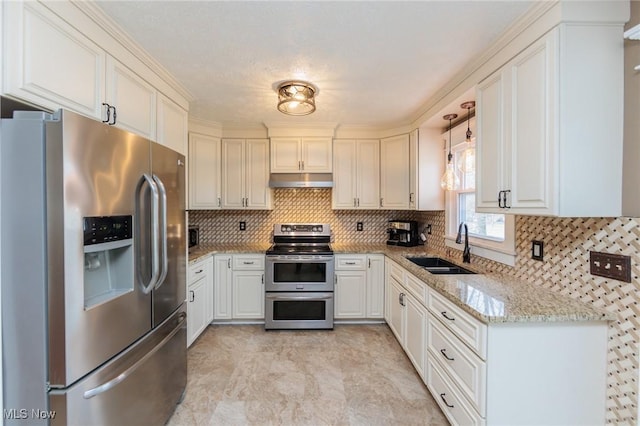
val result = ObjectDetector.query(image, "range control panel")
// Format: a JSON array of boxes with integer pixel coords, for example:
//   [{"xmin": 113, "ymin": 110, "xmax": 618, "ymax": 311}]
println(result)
[
  {"xmin": 84, "ymin": 215, "xmax": 132, "ymax": 246},
  {"xmin": 274, "ymin": 223, "xmax": 330, "ymax": 236}
]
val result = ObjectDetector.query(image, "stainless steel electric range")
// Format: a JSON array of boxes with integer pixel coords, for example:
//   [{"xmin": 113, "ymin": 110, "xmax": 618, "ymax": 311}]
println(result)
[{"xmin": 265, "ymin": 223, "xmax": 334, "ymax": 330}]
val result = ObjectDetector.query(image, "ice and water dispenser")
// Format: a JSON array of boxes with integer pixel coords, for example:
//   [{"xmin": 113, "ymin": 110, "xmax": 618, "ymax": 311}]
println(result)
[{"xmin": 83, "ymin": 216, "xmax": 134, "ymax": 309}]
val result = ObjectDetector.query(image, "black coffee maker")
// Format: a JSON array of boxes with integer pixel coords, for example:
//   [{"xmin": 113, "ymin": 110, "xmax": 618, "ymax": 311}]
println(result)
[{"xmin": 386, "ymin": 220, "xmax": 420, "ymax": 247}]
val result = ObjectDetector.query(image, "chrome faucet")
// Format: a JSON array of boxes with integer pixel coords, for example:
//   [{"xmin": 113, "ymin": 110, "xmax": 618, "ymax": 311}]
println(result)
[{"xmin": 455, "ymin": 223, "xmax": 471, "ymax": 263}]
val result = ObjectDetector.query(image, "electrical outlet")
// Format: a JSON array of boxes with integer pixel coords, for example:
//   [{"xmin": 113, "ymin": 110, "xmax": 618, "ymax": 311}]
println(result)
[
  {"xmin": 356, "ymin": 222, "xmax": 363, "ymax": 231},
  {"xmin": 532, "ymin": 240, "xmax": 544, "ymax": 261},
  {"xmin": 590, "ymin": 251, "xmax": 631, "ymax": 282},
  {"xmin": 239, "ymin": 221, "xmax": 246, "ymax": 231},
  {"xmin": 426, "ymin": 224, "xmax": 432, "ymax": 235}
]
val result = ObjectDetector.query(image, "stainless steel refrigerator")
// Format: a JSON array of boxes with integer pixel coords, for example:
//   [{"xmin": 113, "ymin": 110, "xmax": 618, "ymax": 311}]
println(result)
[{"xmin": 1, "ymin": 109, "xmax": 187, "ymax": 425}]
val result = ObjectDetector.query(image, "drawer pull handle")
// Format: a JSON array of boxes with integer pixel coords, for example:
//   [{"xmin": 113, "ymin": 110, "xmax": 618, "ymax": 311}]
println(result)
[
  {"xmin": 345, "ymin": 261, "xmax": 356, "ymax": 265},
  {"xmin": 441, "ymin": 311, "xmax": 455, "ymax": 321},
  {"xmin": 439, "ymin": 393, "xmax": 454, "ymax": 408},
  {"xmin": 243, "ymin": 261, "xmax": 255, "ymax": 265},
  {"xmin": 195, "ymin": 269, "xmax": 203, "ymax": 274},
  {"xmin": 440, "ymin": 349, "xmax": 455, "ymax": 361}
]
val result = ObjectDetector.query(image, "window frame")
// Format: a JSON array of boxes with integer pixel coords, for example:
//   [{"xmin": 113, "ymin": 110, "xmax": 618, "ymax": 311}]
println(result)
[{"xmin": 443, "ymin": 119, "xmax": 516, "ymax": 266}]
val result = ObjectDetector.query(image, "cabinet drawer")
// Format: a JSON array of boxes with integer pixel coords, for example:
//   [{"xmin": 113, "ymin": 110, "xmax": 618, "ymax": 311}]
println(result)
[
  {"xmin": 428, "ymin": 290, "xmax": 488, "ymax": 359},
  {"xmin": 335, "ymin": 255, "xmax": 366, "ymax": 270},
  {"xmin": 404, "ymin": 272, "xmax": 427, "ymax": 306},
  {"xmin": 189, "ymin": 258, "xmax": 210, "ymax": 284},
  {"xmin": 428, "ymin": 312, "xmax": 487, "ymax": 416},
  {"xmin": 233, "ymin": 255, "xmax": 265, "ymax": 270},
  {"xmin": 427, "ymin": 358, "xmax": 485, "ymax": 426},
  {"xmin": 387, "ymin": 259, "xmax": 404, "ymax": 282}
]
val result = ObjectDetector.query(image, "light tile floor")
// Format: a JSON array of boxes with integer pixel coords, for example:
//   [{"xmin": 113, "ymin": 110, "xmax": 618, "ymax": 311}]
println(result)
[{"xmin": 168, "ymin": 324, "xmax": 449, "ymax": 426}]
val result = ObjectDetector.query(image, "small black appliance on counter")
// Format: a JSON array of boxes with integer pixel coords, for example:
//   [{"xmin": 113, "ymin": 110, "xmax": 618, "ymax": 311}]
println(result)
[{"xmin": 387, "ymin": 220, "xmax": 420, "ymax": 247}]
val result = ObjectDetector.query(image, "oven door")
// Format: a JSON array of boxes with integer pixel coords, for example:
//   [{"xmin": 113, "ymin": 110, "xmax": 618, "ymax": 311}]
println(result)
[
  {"xmin": 265, "ymin": 292, "xmax": 334, "ymax": 330},
  {"xmin": 265, "ymin": 255, "xmax": 334, "ymax": 292}
]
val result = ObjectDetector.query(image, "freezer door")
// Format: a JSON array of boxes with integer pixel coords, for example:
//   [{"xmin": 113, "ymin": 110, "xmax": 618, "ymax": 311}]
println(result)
[
  {"xmin": 150, "ymin": 142, "xmax": 186, "ymax": 327},
  {"xmin": 49, "ymin": 305, "xmax": 187, "ymax": 426},
  {"xmin": 46, "ymin": 110, "xmax": 153, "ymax": 387}
]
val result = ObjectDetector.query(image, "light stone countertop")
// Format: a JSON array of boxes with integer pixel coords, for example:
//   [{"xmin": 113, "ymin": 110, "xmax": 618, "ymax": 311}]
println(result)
[{"xmin": 189, "ymin": 242, "xmax": 614, "ymax": 324}]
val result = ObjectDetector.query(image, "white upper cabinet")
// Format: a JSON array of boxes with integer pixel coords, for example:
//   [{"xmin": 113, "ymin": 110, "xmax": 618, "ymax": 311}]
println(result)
[
  {"xmin": 476, "ymin": 24, "xmax": 624, "ymax": 217},
  {"xmin": 157, "ymin": 93, "xmax": 188, "ymax": 155},
  {"xmin": 105, "ymin": 56, "xmax": 156, "ymax": 140},
  {"xmin": 188, "ymin": 133, "xmax": 221, "ymax": 210},
  {"xmin": 332, "ymin": 139, "xmax": 380, "ymax": 209},
  {"xmin": 270, "ymin": 137, "xmax": 332, "ymax": 173},
  {"xmin": 221, "ymin": 139, "xmax": 271, "ymax": 210},
  {"xmin": 3, "ymin": 1, "xmax": 105, "ymax": 119},
  {"xmin": 380, "ymin": 134, "xmax": 410, "ymax": 209},
  {"xmin": 2, "ymin": 0, "xmax": 189, "ymax": 152},
  {"xmin": 409, "ymin": 129, "xmax": 445, "ymax": 211}
]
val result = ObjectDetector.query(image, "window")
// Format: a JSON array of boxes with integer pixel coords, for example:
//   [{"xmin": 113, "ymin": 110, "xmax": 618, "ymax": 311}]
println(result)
[{"xmin": 444, "ymin": 120, "xmax": 515, "ymax": 266}]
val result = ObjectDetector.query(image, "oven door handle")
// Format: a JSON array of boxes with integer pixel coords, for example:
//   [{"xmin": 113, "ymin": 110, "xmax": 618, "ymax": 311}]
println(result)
[{"xmin": 265, "ymin": 294, "xmax": 333, "ymax": 301}]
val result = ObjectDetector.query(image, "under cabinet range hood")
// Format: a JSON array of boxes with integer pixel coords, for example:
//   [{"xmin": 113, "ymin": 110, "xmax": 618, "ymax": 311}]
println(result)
[{"xmin": 269, "ymin": 173, "xmax": 333, "ymax": 188}]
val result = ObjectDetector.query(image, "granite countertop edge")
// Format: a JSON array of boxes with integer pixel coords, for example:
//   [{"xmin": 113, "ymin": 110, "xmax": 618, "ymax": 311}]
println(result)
[{"xmin": 189, "ymin": 242, "xmax": 615, "ymax": 324}]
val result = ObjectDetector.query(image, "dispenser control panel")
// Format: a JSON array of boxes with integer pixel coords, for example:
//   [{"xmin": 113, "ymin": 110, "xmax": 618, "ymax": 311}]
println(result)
[{"xmin": 84, "ymin": 215, "xmax": 132, "ymax": 246}]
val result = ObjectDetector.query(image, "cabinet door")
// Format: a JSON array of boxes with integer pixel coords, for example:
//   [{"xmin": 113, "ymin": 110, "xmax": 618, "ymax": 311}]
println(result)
[
  {"xmin": 301, "ymin": 138, "xmax": 332, "ymax": 172},
  {"xmin": 188, "ymin": 133, "xmax": 221, "ymax": 209},
  {"xmin": 232, "ymin": 270, "xmax": 265, "ymax": 319},
  {"xmin": 245, "ymin": 139, "xmax": 271, "ymax": 209},
  {"xmin": 270, "ymin": 138, "xmax": 301, "ymax": 173},
  {"xmin": 213, "ymin": 255, "xmax": 233, "ymax": 320},
  {"xmin": 221, "ymin": 139, "xmax": 245, "ymax": 209},
  {"xmin": 380, "ymin": 134, "xmax": 410, "ymax": 209},
  {"xmin": 105, "ymin": 56, "xmax": 156, "ymax": 140},
  {"xmin": 405, "ymin": 293, "xmax": 427, "ymax": 378},
  {"xmin": 187, "ymin": 278, "xmax": 207, "ymax": 347},
  {"xmin": 476, "ymin": 70, "xmax": 507, "ymax": 213},
  {"xmin": 508, "ymin": 34, "xmax": 555, "ymax": 214},
  {"xmin": 388, "ymin": 277, "xmax": 405, "ymax": 343},
  {"xmin": 332, "ymin": 140, "xmax": 357, "ymax": 209},
  {"xmin": 356, "ymin": 139, "xmax": 381, "ymax": 209},
  {"xmin": 4, "ymin": 1, "xmax": 105, "ymax": 119},
  {"xmin": 334, "ymin": 271, "xmax": 367, "ymax": 319},
  {"xmin": 157, "ymin": 93, "xmax": 188, "ymax": 155},
  {"xmin": 366, "ymin": 255, "xmax": 385, "ymax": 318}
]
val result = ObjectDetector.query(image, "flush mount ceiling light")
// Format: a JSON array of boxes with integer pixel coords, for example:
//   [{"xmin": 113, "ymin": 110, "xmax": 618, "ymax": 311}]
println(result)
[
  {"xmin": 277, "ymin": 81, "xmax": 317, "ymax": 116},
  {"xmin": 459, "ymin": 100, "xmax": 476, "ymax": 174},
  {"xmin": 440, "ymin": 113, "xmax": 460, "ymax": 191}
]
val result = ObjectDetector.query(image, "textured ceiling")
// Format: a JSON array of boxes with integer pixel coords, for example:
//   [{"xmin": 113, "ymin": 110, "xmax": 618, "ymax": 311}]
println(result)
[{"xmin": 95, "ymin": 1, "xmax": 533, "ymax": 128}]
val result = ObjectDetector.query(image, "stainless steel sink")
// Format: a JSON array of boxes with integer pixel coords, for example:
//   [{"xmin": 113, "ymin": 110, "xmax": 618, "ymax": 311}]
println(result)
[{"xmin": 406, "ymin": 257, "xmax": 476, "ymax": 275}]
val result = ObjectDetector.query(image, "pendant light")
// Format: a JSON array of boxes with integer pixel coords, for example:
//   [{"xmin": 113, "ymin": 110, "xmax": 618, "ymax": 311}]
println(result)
[
  {"xmin": 458, "ymin": 101, "xmax": 476, "ymax": 174},
  {"xmin": 440, "ymin": 113, "xmax": 460, "ymax": 191}
]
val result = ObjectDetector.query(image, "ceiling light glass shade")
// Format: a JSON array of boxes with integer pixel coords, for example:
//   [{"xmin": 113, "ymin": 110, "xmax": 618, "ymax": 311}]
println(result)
[
  {"xmin": 277, "ymin": 81, "xmax": 316, "ymax": 115},
  {"xmin": 441, "ymin": 113, "xmax": 459, "ymax": 191},
  {"xmin": 458, "ymin": 143, "xmax": 475, "ymax": 174},
  {"xmin": 441, "ymin": 161, "xmax": 461, "ymax": 190}
]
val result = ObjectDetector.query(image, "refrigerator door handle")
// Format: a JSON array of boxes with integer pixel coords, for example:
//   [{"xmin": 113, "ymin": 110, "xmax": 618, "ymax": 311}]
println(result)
[
  {"xmin": 82, "ymin": 312, "xmax": 186, "ymax": 400},
  {"xmin": 153, "ymin": 174, "xmax": 169, "ymax": 290},
  {"xmin": 135, "ymin": 174, "xmax": 161, "ymax": 294}
]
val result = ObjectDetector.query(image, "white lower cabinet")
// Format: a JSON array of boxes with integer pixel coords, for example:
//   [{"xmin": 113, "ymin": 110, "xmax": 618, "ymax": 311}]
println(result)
[
  {"xmin": 334, "ymin": 254, "xmax": 384, "ymax": 320},
  {"xmin": 385, "ymin": 257, "xmax": 608, "ymax": 425},
  {"xmin": 187, "ymin": 256, "xmax": 213, "ymax": 347},
  {"xmin": 213, "ymin": 254, "xmax": 265, "ymax": 321},
  {"xmin": 213, "ymin": 255, "xmax": 232, "ymax": 320},
  {"xmin": 385, "ymin": 260, "xmax": 425, "ymax": 378}
]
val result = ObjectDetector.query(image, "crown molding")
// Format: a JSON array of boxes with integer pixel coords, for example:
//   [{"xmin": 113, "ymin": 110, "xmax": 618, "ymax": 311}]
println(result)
[
  {"xmin": 410, "ymin": 1, "xmax": 557, "ymax": 128},
  {"xmin": 72, "ymin": 1, "xmax": 194, "ymax": 104},
  {"xmin": 264, "ymin": 122, "xmax": 338, "ymax": 138},
  {"xmin": 189, "ymin": 118, "xmax": 223, "ymax": 138}
]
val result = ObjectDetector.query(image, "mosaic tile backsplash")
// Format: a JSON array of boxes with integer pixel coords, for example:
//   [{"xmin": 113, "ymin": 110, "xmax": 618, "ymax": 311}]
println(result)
[{"xmin": 189, "ymin": 188, "xmax": 639, "ymax": 424}]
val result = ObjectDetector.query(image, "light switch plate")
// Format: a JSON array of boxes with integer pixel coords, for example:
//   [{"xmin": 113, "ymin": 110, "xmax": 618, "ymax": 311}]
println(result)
[{"xmin": 590, "ymin": 251, "xmax": 631, "ymax": 282}]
